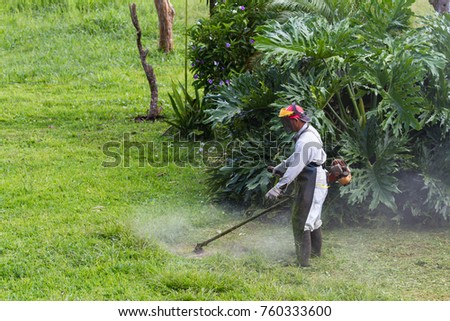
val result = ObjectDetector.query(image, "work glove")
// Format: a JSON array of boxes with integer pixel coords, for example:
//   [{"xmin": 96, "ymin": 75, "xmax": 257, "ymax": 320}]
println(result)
[
  {"xmin": 265, "ymin": 186, "xmax": 282, "ymax": 200},
  {"xmin": 273, "ymin": 163, "xmax": 286, "ymax": 177},
  {"xmin": 267, "ymin": 163, "xmax": 286, "ymax": 177}
]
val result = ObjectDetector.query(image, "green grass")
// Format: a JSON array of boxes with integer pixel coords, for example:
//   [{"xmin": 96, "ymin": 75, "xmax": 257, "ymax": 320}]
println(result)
[
  {"xmin": 1, "ymin": 0, "xmax": 449, "ymax": 301},
  {"xmin": 412, "ymin": 0, "xmax": 436, "ymax": 15}
]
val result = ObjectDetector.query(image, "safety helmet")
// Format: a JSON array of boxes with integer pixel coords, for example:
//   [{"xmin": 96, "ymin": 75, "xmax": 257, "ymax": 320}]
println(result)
[
  {"xmin": 278, "ymin": 103, "xmax": 311, "ymax": 133},
  {"xmin": 278, "ymin": 103, "xmax": 311, "ymax": 122}
]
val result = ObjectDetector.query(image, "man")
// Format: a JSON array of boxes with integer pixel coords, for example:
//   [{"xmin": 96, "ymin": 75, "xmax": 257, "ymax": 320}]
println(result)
[{"xmin": 265, "ymin": 103, "xmax": 328, "ymax": 267}]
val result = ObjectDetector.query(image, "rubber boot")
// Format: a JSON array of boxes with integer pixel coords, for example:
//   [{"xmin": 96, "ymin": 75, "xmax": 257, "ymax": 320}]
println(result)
[
  {"xmin": 311, "ymin": 227, "xmax": 322, "ymax": 257},
  {"xmin": 294, "ymin": 235, "xmax": 302, "ymax": 265},
  {"xmin": 300, "ymin": 230, "xmax": 312, "ymax": 267}
]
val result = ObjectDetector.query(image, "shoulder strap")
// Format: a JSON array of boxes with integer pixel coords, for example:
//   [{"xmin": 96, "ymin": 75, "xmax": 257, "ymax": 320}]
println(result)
[
  {"xmin": 293, "ymin": 124, "xmax": 310, "ymax": 142},
  {"xmin": 295, "ymin": 124, "xmax": 323, "ymax": 147}
]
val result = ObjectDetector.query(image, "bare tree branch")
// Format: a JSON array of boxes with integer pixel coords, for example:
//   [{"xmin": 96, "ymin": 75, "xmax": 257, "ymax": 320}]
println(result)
[{"xmin": 129, "ymin": 3, "xmax": 161, "ymax": 121}]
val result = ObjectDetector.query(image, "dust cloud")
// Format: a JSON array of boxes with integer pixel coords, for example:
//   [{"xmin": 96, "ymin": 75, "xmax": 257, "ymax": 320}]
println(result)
[{"xmin": 131, "ymin": 203, "xmax": 296, "ymax": 261}]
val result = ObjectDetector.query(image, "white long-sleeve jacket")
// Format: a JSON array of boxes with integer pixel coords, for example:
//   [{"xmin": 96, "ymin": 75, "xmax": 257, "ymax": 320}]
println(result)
[{"xmin": 275, "ymin": 124, "xmax": 327, "ymax": 190}]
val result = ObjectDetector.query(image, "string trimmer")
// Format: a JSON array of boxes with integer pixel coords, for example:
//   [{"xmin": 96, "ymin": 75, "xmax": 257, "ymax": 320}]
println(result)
[{"xmin": 193, "ymin": 196, "xmax": 291, "ymax": 254}]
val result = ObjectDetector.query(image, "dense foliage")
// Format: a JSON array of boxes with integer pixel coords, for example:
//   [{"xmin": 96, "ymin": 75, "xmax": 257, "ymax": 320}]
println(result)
[
  {"xmin": 189, "ymin": 0, "xmax": 450, "ymax": 226},
  {"xmin": 204, "ymin": 69, "xmax": 292, "ymax": 203},
  {"xmin": 188, "ymin": 0, "xmax": 274, "ymax": 93}
]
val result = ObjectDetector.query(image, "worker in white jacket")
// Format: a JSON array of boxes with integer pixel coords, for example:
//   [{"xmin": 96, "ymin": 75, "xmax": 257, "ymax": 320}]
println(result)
[{"xmin": 265, "ymin": 103, "xmax": 328, "ymax": 267}]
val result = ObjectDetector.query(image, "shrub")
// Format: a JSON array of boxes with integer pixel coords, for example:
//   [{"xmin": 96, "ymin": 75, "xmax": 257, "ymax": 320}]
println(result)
[
  {"xmin": 203, "ymin": 0, "xmax": 450, "ymax": 225},
  {"xmin": 188, "ymin": 0, "xmax": 274, "ymax": 93},
  {"xmin": 204, "ymin": 68, "xmax": 291, "ymax": 204}
]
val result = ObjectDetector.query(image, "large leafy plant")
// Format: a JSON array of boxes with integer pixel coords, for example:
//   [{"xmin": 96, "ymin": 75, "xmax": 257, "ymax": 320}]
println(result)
[
  {"xmin": 401, "ymin": 128, "xmax": 450, "ymax": 224},
  {"xmin": 254, "ymin": 1, "xmax": 449, "ymax": 223},
  {"xmin": 339, "ymin": 119, "xmax": 411, "ymax": 211},
  {"xmin": 418, "ymin": 14, "xmax": 450, "ymax": 133},
  {"xmin": 269, "ymin": 0, "xmax": 359, "ymax": 23},
  {"xmin": 204, "ymin": 68, "xmax": 291, "ymax": 204},
  {"xmin": 202, "ymin": 0, "xmax": 449, "ymax": 224}
]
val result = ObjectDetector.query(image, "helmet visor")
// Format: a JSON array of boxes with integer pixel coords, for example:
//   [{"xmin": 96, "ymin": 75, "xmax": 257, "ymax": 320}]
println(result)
[{"xmin": 281, "ymin": 117, "xmax": 295, "ymax": 133}]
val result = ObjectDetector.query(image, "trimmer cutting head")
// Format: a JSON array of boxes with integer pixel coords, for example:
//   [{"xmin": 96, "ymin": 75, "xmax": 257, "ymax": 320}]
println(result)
[{"xmin": 193, "ymin": 244, "xmax": 204, "ymax": 254}]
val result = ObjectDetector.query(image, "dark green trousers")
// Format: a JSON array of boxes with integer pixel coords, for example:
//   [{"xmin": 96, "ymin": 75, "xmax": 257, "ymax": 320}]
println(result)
[{"xmin": 291, "ymin": 165, "xmax": 317, "ymax": 265}]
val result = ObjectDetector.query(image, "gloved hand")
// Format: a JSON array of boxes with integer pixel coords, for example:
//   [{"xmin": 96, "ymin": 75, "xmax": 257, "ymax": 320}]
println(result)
[
  {"xmin": 273, "ymin": 163, "xmax": 286, "ymax": 177},
  {"xmin": 265, "ymin": 186, "xmax": 282, "ymax": 200},
  {"xmin": 267, "ymin": 163, "xmax": 286, "ymax": 177}
]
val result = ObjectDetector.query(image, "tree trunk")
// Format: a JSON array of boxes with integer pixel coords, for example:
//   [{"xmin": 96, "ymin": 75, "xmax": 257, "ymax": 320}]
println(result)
[
  {"xmin": 209, "ymin": 0, "xmax": 216, "ymax": 15},
  {"xmin": 429, "ymin": 0, "xmax": 450, "ymax": 13},
  {"xmin": 129, "ymin": 3, "xmax": 161, "ymax": 121},
  {"xmin": 154, "ymin": 0, "xmax": 175, "ymax": 53}
]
